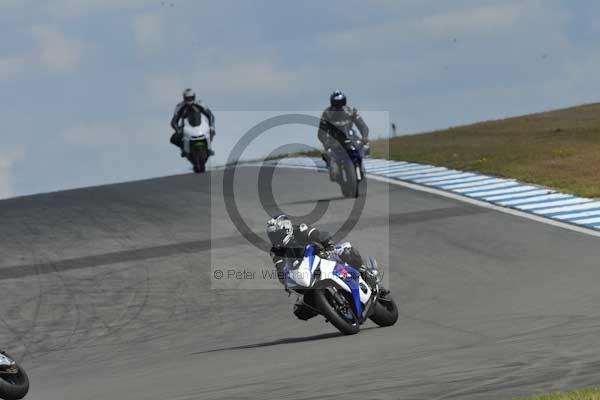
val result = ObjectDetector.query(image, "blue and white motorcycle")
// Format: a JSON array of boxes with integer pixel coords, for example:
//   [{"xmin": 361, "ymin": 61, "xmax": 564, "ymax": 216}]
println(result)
[
  {"xmin": 324, "ymin": 129, "xmax": 366, "ymax": 198},
  {"xmin": 285, "ymin": 244, "xmax": 398, "ymax": 335}
]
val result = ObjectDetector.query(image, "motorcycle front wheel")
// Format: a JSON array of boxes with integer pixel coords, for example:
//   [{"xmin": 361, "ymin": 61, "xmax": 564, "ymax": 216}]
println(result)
[
  {"xmin": 0, "ymin": 353, "xmax": 29, "ymax": 400},
  {"xmin": 369, "ymin": 297, "xmax": 398, "ymax": 327},
  {"xmin": 313, "ymin": 286, "xmax": 360, "ymax": 335},
  {"xmin": 191, "ymin": 147, "xmax": 208, "ymax": 173},
  {"xmin": 339, "ymin": 161, "xmax": 359, "ymax": 198}
]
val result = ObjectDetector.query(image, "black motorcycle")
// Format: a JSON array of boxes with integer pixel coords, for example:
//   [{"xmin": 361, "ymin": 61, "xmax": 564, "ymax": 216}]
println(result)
[
  {"xmin": 0, "ymin": 352, "xmax": 29, "ymax": 400},
  {"xmin": 323, "ymin": 129, "xmax": 366, "ymax": 198}
]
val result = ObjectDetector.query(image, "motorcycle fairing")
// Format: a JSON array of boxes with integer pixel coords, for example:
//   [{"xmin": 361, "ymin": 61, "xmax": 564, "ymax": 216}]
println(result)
[
  {"xmin": 182, "ymin": 114, "xmax": 210, "ymax": 154},
  {"xmin": 286, "ymin": 244, "xmax": 371, "ymax": 319}
]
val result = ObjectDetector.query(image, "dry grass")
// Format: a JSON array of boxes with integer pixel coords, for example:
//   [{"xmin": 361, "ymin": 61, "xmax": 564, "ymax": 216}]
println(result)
[
  {"xmin": 371, "ymin": 103, "xmax": 600, "ymax": 197},
  {"xmin": 516, "ymin": 387, "xmax": 600, "ymax": 400}
]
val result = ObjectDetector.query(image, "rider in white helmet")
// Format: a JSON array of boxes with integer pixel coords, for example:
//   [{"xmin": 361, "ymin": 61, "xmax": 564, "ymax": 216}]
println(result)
[
  {"xmin": 267, "ymin": 214, "xmax": 336, "ymax": 283},
  {"xmin": 266, "ymin": 214, "xmax": 387, "ymax": 308},
  {"xmin": 170, "ymin": 88, "xmax": 216, "ymax": 156}
]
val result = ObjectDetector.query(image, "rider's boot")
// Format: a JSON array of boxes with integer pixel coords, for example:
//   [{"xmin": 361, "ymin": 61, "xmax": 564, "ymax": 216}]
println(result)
[
  {"xmin": 293, "ymin": 295, "xmax": 318, "ymax": 320},
  {"xmin": 293, "ymin": 303, "xmax": 318, "ymax": 320}
]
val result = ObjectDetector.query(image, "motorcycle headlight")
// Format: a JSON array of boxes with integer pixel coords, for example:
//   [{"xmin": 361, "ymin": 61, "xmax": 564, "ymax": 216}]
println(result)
[{"xmin": 0, "ymin": 354, "xmax": 14, "ymax": 367}]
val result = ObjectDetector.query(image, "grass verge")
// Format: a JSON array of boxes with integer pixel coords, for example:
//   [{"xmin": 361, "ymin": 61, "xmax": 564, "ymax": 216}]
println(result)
[
  {"xmin": 516, "ymin": 387, "xmax": 600, "ymax": 399},
  {"xmin": 371, "ymin": 103, "xmax": 600, "ymax": 198}
]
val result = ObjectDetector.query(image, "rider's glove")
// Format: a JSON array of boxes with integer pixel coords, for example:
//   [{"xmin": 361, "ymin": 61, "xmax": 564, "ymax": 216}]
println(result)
[
  {"xmin": 327, "ymin": 241, "xmax": 336, "ymax": 252},
  {"xmin": 363, "ymin": 142, "xmax": 371, "ymax": 156},
  {"xmin": 323, "ymin": 239, "xmax": 336, "ymax": 253}
]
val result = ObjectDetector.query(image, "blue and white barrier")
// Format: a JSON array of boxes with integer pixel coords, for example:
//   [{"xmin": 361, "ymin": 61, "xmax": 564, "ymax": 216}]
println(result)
[{"xmin": 266, "ymin": 157, "xmax": 600, "ymax": 231}]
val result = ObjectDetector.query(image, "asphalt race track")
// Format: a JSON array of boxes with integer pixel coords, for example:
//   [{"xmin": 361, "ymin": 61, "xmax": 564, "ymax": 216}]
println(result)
[{"xmin": 2, "ymin": 166, "xmax": 600, "ymax": 400}]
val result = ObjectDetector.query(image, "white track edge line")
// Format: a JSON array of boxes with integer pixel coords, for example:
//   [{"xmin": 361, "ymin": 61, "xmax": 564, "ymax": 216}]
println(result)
[
  {"xmin": 366, "ymin": 174, "xmax": 600, "ymax": 238},
  {"xmin": 234, "ymin": 162, "xmax": 600, "ymax": 238}
]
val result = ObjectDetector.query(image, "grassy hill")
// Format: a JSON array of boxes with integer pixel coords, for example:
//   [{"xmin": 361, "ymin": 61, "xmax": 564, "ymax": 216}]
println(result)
[
  {"xmin": 516, "ymin": 386, "xmax": 600, "ymax": 400},
  {"xmin": 372, "ymin": 103, "xmax": 600, "ymax": 197}
]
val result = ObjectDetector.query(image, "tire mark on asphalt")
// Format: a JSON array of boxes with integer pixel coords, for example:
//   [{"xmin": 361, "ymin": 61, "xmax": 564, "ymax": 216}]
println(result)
[
  {"xmin": 0, "ymin": 205, "xmax": 488, "ymax": 280},
  {"xmin": 84, "ymin": 203, "xmax": 154, "ymax": 346}
]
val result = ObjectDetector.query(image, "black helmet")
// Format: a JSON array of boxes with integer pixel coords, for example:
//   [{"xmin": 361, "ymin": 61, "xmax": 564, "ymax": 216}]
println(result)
[
  {"xmin": 183, "ymin": 88, "xmax": 196, "ymax": 104},
  {"xmin": 267, "ymin": 214, "xmax": 293, "ymax": 248},
  {"xmin": 330, "ymin": 90, "xmax": 347, "ymax": 109}
]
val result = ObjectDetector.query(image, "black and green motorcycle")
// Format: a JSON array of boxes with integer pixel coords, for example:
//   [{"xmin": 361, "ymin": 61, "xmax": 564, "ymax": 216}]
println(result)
[{"xmin": 182, "ymin": 115, "xmax": 211, "ymax": 173}]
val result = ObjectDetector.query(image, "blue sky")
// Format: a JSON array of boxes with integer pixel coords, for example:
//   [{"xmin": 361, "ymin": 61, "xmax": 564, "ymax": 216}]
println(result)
[{"xmin": 1, "ymin": 0, "xmax": 600, "ymax": 198}]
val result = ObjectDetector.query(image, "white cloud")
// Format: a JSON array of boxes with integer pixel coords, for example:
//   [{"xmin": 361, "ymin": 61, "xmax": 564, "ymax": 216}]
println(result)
[
  {"xmin": 61, "ymin": 118, "xmax": 166, "ymax": 148},
  {"xmin": 1, "ymin": 0, "xmax": 596, "ymax": 198},
  {"xmin": 138, "ymin": 49, "xmax": 312, "ymax": 112},
  {"xmin": 0, "ymin": 0, "xmax": 148, "ymax": 19},
  {"xmin": 322, "ymin": 0, "xmax": 566, "ymax": 50},
  {"xmin": 0, "ymin": 25, "xmax": 84, "ymax": 81},
  {"xmin": 199, "ymin": 58, "xmax": 309, "ymax": 96},
  {"xmin": 58, "ymin": 117, "xmax": 185, "ymax": 186},
  {"xmin": 418, "ymin": 3, "xmax": 521, "ymax": 37},
  {"xmin": 313, "ymin": 0, "xmax": 571, "ymax": 113},
  {"xmin": 132, "ymin": 11, "xmax": 166, "ymax": 53},
  {"xmin": 31, "ymin": 25, "xmax": 84, "ymax": 71},
  {"xmin": 50, "ymin": 0, "xmax": 147, "ymax": 14}
]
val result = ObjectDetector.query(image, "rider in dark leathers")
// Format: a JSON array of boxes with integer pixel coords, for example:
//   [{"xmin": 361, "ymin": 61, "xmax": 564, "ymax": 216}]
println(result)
[
  {"xmin": 318, "ymin": 91, "xmax": 369, "ymax": 178},
  {"xmin": 266, "ymin": 215, "xmax": 381, "ymax": 300},
  {"xmin": 170, "ymin": 88, "xmax": 216, "ymax": 156},
  {"xmin": 268, "ymin": 215, "xmax": 336, "ymax": 283}
]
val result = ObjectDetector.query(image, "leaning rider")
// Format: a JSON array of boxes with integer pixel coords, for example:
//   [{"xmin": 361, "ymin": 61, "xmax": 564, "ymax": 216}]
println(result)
[{"xmin": 266, "ymin": 214, "xmax": 383, "ymax": 292}]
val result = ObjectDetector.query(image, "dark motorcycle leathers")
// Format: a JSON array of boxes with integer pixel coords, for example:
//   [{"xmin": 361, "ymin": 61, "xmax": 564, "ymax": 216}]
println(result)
[
  {"xmin": 169, "ymin": 100, "xmax": 215, "ymax": 147},
  {"xmin": 317, "ymin": 105, "xmax": 369, "ymax": 149},
  {"xmin": 270, "ymin": 224, "xmax": 368, "ymax": 286},
  {"xmin": 270, "ymin": 224, "xmax": 334, "ymax": 284}
]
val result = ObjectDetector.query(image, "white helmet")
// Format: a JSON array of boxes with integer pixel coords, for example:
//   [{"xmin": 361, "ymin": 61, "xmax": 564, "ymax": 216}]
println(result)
[
  {"xmin": 266, "ymin": 214, "xmax": 293, "ymax": 248},
  {"xmin": 183, "ymin": 88, "xmax": 196, "ymax": 104}
]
